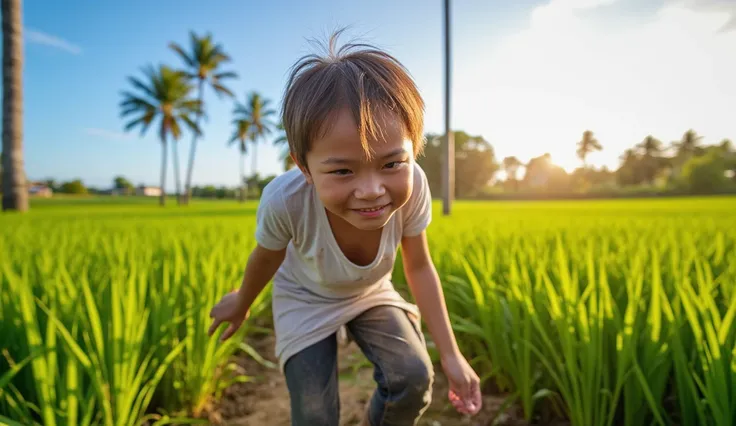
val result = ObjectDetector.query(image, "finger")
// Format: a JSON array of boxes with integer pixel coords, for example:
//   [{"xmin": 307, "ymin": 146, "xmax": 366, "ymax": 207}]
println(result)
[
  {"xmin": 455, "ymin": 381, "xmax": 477, "ymax": 415},
  {"xmin": 449, "ymin": 389, "xmax": 470, "ymax": 414},
  {"xmin": 463, "ymin": 380, "xmax": 482, "ymax": 415},
  {"xmin": 471, "ymin": 382, "xmax": 483, "ymax": 413},
  {"xmin": 220, "ymin": 321, "xmax": 240, "ymax": 341},
  {"xmin": 208, "ymin": 319, "xmax": 222, "ymax": 336}
]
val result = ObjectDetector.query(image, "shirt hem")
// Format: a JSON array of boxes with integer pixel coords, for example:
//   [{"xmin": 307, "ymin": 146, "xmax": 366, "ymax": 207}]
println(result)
[{"xmin": 275, "ymin": 300, "xmax": 421, "ymax": 373}]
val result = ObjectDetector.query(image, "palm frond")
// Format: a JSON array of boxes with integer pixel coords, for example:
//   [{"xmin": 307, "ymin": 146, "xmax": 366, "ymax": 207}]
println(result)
[
  {"xmin": 211, "ymin": 83, "xmax": 235, "ymax": 98},
  {"xmin": 210, "ymin": 51, "xmax": 231, "ymax": 66},
  {"xmin": 169, "ymin": 42, "xmax": 196, "ymax": 68},
  {"xmin": 124, "ymin": 110, "xmax": 156, "ymax": 136},
  {"xmin": 179, "ymin": 114, "xmax": 201, "ymax": 137},
  {"xmin": 214, "ymin": 71, "xmax": 238, "ymax": 80},
  {"xmin": 177, "ymin": 99, "xmax": 203, "ymax": 113},
  {"xmin": 119, "ymin": 95, "xmax": 156, "ymax": 113},
  {"xmin": 126, "ymin": 75, "xmax": 156, "ymax": 100},
  {"xmin": 169, "ymin": 117, "xmax": 183, "ymax": 141}
]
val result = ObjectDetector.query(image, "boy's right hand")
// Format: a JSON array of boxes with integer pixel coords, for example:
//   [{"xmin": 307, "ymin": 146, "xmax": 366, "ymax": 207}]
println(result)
[{"xmin": 208, "ymin": 290, "xmax": 250, "ymax": 341}]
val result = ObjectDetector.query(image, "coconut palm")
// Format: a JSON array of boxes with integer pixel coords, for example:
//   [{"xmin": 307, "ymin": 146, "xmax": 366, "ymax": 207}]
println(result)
[
  {"xmin": 2, "ymin": 0, "xmax": 28, "ymax": 212},
  {"xmin": 228, "ymin": 118, "xmax": 250, "ymax": 202},
  {"xmin": 576, "ymin": 130, "xmax": 602, "ymax": 168},
  {"xmin": 169, "ymin": 31, "xmax": 238, "ymax": 204},
  {"xmin": 120, "ymin": 64, "xmax": 202, "ymax": 206},
  {"xmin": 233, "ymin": 91, "xmax": 277, "ymax": 175},
  {"xmin": 636, "ymin": 135, "xmax": 665, "ymax": 185},
  {"xmin": 671, "ymin": 129, "xmax": 703, "ymax": 159},
  {"xmin": 637, "ymin": 135, "xmax": 663, "ymax": 158}
]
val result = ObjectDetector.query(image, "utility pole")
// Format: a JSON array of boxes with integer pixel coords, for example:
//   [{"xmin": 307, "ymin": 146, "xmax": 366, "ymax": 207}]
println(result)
[{"xmin": 442, "ymin": 0, "xmax": 454, "ymax": 216}]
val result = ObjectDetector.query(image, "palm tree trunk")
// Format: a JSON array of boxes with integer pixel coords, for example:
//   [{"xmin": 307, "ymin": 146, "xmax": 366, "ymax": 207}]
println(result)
[
  {"xmin": 1, "ymin": 0, "xmax": 28, "ymax": 212},
  {"xmin": 239, "ymin": 149, "xmax": 246, "ymax": 203},
  {"xmin": 160, "ymin": 138, "xmax": 168, "ymax": 206},
  {"xmin": 172, "ymin": 138, "xmax": 181, "ymax": 205},
  {"xmin": 184, "ymin": 78, "xmax": 204, "ymax": 205},
  {"xmin": 251, "ymin": 138, "xmax": 257, "ymax": 177}
]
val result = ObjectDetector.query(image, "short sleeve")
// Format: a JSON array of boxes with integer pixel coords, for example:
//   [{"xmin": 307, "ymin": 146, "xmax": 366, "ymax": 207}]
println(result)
[
  {"xmin": 255, "ymin": 180, "xmax": 292, "ymax": 250},
  {"xmin": 402, "ymin": 162, "xmax": 432, "ymax": 237}
]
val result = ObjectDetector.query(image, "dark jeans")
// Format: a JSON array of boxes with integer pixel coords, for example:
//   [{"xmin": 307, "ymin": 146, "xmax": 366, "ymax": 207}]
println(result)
[{"xmin": 283, "ymin": 305, "xmax": 434, "ymax": 426}]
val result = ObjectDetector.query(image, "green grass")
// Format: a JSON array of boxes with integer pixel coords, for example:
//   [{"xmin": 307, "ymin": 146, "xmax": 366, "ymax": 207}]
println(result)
[{"xmin": 1, "ymin": 195, "xmax": 735, "ymax": 425}]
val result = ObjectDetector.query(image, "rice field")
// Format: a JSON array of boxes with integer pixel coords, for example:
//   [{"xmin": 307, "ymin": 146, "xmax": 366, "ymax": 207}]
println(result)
[{"xmin": 1, "ymin": 196, "xmax": 735, "ymax": 426}]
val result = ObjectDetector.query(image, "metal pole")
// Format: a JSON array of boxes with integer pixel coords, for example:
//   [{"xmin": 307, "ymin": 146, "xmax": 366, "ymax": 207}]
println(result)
[{"xmin": 442, "ymin": 0, "xmax": 454, "ymax": 215}]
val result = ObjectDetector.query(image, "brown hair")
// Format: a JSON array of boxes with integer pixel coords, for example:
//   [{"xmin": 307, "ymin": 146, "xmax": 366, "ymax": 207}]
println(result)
[{"xmin": 281, "ymin": 29, "xmax": 425, "ymax": 170}]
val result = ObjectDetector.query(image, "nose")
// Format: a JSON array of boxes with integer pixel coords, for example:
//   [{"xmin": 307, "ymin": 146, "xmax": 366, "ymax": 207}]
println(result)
[{"xmin": 353, "ymin": 173, "xmax": 386, "ymax": 200}]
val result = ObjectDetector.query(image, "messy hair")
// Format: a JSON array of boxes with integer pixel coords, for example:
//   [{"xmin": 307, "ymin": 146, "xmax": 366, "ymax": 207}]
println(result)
[{"xmin": 281, "ymin": 28, "xmax": 425, "ymax": 170}]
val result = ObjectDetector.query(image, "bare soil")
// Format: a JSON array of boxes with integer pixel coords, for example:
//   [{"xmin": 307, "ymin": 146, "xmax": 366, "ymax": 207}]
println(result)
[{"xmin": 201, "ymin": 329, "xmax": 541, "ymax": 426}]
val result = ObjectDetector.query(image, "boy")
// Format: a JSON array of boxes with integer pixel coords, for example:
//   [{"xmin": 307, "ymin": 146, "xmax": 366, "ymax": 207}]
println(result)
[{"xmin": 208, "ymin": 30, "xmax": 482, "ymax": 425}]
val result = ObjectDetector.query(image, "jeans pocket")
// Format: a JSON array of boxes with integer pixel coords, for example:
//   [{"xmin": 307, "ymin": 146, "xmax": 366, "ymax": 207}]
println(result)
[{"xmin": 405, "ymin": 310, "xmax": 426, "ymax": 346}]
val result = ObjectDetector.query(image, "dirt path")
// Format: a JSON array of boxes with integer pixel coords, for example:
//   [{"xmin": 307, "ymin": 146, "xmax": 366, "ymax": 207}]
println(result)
[{"xmin": 205, "ymin": 329, "xmax": 530, "ymax": 426}]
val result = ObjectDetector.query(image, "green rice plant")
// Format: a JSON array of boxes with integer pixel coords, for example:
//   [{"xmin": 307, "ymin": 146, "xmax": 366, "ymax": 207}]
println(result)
[
  {"xmin": 446, "ymin": 240, "xmax": 543, "ymax": 422},
  {"xmin": 2, "ymin": 196, "xmax": 735, "ymax": 425},
  {"xmin": 0, "ymin": 210, "xmax": 268, "ymax": 425},
  {"xmin": 669, "ymin": 258, "xmax": 736, "ymax": 426}
]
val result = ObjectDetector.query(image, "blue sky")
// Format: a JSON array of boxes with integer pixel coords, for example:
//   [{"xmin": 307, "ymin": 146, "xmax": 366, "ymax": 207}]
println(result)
[{"xmin": 17, "ymin": 0, "xmax": 736, "ymax": 189}]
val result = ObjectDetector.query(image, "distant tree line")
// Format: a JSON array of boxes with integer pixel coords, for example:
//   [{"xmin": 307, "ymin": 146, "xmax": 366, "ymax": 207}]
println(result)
[
  {"xmin": 23, "ymin": 173, "xmax": 279, "ymax": 200},
  {"xmin": 417, "ymin": 129, "xmax": 735, "ymax": 199},
  {"xmin": 14, "ymin": 127, "xmax": 734, "ymax": 202}
]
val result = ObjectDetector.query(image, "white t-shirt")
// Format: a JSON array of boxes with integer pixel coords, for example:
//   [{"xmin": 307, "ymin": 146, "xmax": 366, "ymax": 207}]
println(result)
[{"xmin": 255, "ymin": 161, "xmax": 432, "ymax": 371}]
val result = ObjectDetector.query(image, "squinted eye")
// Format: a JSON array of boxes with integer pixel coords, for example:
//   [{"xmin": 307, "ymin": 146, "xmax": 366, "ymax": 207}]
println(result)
[
  {"xmin": 329, "ymin": 169, "xmax": 351, "ymax": 175},
  {"xmin": 385, "ymin": 161, "xmax": 407, "ymax": 169}
]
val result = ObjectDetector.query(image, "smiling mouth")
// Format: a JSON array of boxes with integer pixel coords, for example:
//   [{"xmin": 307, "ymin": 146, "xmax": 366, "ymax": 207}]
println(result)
[
  {"xmin": 354, "ymin": 204, "xmax": 389, "ymax": 212},
  {"xmin": 351, "ymin": 203, "xmax": 391, "ymax": 217}
]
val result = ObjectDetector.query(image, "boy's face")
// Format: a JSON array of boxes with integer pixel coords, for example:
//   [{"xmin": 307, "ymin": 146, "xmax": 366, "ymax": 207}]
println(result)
[{"xmin": 296, "ymin": 107, "xmax": 415, "ymax": 232}]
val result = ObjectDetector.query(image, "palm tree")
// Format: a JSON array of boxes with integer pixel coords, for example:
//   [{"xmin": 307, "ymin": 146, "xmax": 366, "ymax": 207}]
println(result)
[
  {"xmin": 228, "ymin": 118, "xmax": 250, "ymax": 202},
  {"xmin": 233, "ymin": 91, "xmax": 277, "ymax": 175},
  {"xmin": 637, "ymin": 135, "xmax": 663, "ymax": 158},
  {"xmin": 576, "ymin": 130, "xmax": 602, "ymax": 168},
  {"xmin": 2, "ymin": 0, "xmax": 28, "ymax": 212},
  {"xmin": 169, "ymin": 31, "xmax": 238, "ymax": 204},
  {"xmin": 671, "ymin": 129, "xmax": 703, "ymax": 159},
  {"xmin": 502, "ymin": 156, "xmax": 522, "ymax": 192},
  {"xmin": 636, "ymin": 135, "xmax": 664, "ymax": 185},
  {"xmin": 120, "ymin": 64, "xmax": 202, "ymax": 206},
  {"xmin": 272, "ymin": 122, "xmax": 295, "ymax": 171}
]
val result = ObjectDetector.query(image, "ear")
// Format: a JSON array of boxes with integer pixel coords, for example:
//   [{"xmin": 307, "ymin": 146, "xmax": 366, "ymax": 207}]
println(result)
[{"xmin": 291, "ymin": 152, "xmax": 313, "ymax": 184}]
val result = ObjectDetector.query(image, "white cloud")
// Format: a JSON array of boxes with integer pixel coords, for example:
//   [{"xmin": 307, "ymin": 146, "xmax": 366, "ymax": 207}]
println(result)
[
  {"xmin": 678, "ymin": 0, "xmax": 736, "ymax": 31},
  {"xmin": 84, "ymin": 128, "xmax": 132, "ymax": 141},
  {"xmin": 454, "ymin": 0, "xmax": 736, "ymax": 171},
  {"xmin": 26, "ymin": 29, "xmax": 82, "ymax": 55}
]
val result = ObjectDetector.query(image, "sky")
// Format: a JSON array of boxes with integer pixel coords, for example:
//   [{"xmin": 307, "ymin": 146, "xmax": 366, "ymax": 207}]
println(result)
[{"xmin": 12, "ymin": 0, "xmax": 736, "ymax": 189}]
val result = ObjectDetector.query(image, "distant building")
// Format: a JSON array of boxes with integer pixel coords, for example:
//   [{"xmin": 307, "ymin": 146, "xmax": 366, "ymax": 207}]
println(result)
[
  {"xmin": 29, "ymin": 183, "xmax": 53, "ymax": 197},
  {"xmin": 136, "ymin": 185, "xmax": 162, "ymax": 197}
]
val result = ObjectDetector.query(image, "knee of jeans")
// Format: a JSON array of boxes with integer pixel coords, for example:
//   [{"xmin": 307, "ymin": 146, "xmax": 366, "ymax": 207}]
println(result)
[
  {"xmin": 390, "ymin": 355, "xmax": 434, "ymax": 404},
  {"xmin": 294, "ymin": 393, "xmax": 335, "ymax": 424}
]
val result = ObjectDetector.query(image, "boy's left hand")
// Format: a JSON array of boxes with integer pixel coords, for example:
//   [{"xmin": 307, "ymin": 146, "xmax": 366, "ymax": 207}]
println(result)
[{"xmin": 440, "ymin": 352, "xmax": 482, "ymax": 416}]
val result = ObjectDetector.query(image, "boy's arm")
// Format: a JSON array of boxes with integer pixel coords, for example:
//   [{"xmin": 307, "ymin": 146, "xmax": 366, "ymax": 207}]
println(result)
[
  {"xmin": 236, "ymin": 244, "xmax": 286, "ymax": 311},
  {"xmin": 400, "ymin": 231, "xmax": 460, "ymax": 361}
]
